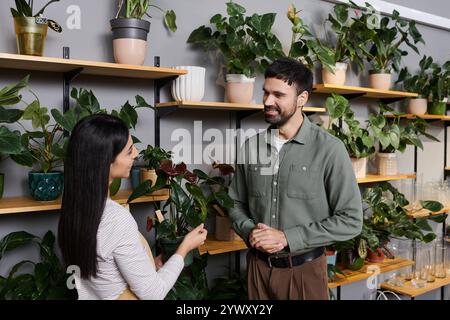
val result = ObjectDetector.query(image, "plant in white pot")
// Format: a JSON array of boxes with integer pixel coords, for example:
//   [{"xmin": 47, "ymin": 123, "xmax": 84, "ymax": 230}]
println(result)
[
  {"xmin": 427, "ymin": 60, "xmax": 450, "ymax": 115},
  {"xmin": 306, "ymin": 2, "xmax": 365, "ymax": 86},
  {"xmin": 111, "ymin": 0, "xmax": 177, "ymax": 65},
  {"xmin": 367, "ymin": 103, "xmax": 438, "ymax": 176},
  {"xmin": 396, "ymin": 55, "xmax": 434, "ymax": 115},
  {"xmin": 187, "ymin": 1, "xmax": 284, "ymax": 104},
  {"xmin": 10, "ymin": 0, "xmax": 62, "ymax": 56},
  {"xmin": 171, "ymin": 66, "xmax": 206, "ymax": 102},
  {"xmin": 326, "ymin": 94, "xmax": 375, "ymax": 178},
  {"xmin": 352, "ymin": 3, "xmax": 424, "ymax": 90}
]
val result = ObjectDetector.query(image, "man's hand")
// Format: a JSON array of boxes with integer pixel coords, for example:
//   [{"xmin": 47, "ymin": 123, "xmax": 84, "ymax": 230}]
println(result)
[{"xmin": 249, "ymin": 223, "xmax": 288, "ymax": 254}]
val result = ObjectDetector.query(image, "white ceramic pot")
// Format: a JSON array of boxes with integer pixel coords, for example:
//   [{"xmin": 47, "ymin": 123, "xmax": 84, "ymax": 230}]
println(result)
[
  {"xmin": 377, "ymin": 152, "xmax": 397, "ymax": 176},
  {"xmin": 225, "ymin": 74, "xmax": 255, "ymax": 104},
  {"xmin": 350, "ymin": 157, "xmax": 367, "ymax": 179},
  {"xmin": 407, "ymin": 98, "xmax": 427, "ymax": 115},
  {"xmin": 369, "ymin": 72, "xmax": 392, "ymax": 90},
  {"xmin": 322, "ymin": 62, "xmax": 348, "ymax": 86},
  {"xmin": 171, "ymin": 66, "xmax": 206, "ymax": 102}
]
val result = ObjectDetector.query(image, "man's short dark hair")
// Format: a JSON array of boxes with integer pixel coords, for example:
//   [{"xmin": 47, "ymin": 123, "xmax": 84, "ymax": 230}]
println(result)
[{"xmin": 264, "ymin": 58, "xmax": 313, "ymax": 95}]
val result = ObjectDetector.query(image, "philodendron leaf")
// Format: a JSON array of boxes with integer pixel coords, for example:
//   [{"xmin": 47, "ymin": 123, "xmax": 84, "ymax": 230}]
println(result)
[
  {"xmin": 164, "ymin": 10, "xmax": 177, "ymax": 32},
  {"xmin": 0, "ymin": 126, "xmax": 22, "ymax": 155},
  {"xmin": 51, "ymin": 108, "xmax": 78, "ymax": 133},
  {"xmin": 23, "ymin": 100, "xmax": 50, "ymax": 129},
  {"xmin": 0, "ymin": 231, "xmax": 37, "ymax": 260},
  {"xmin": 109, "ymin": 178, "xmax": 121, "ymax": 197},
  {"xmin": 127, "ymin": 179, "xmax": 152, "ymax": 204},
  {"xmin": 0, "ymin": 106, "xmax": 23, "ymax": 123},
  {"xmin": 420, "ymin": 200, "xmax": 444, "ymax": 213},
  {"xmin": 0, "ymin": 75, "xmax": 29, "ymax": 106}
]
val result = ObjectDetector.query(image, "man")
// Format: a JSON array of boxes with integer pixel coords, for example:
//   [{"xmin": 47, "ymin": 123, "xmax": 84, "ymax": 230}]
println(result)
[{"xmin": 228, "ymin": 58, "xmax": 363, "ymax": 300}]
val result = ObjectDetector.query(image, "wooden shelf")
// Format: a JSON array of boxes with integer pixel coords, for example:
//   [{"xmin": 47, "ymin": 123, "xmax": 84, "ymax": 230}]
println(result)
[
  {"xmin": 445, "ymin": 167, "xmax": 450, "ymax": 171},
  {"xmin": 328, "ymin": 258, "xmax": 414, "ymax": 289},
  {"xmin": 199, "ymin": 235, "xmax": 248, "ymax": 255},
  {"xmin": 385, "ymin": 114, "xmax": 450, "ymax": 121},
  {"xmin": 357, "ymin": 173, "xmax": 416, "ymax": 184},
  {"xmin": 381, "ymin": 274, "xmax": 450, "ymax": 298},
  {"xmin": 0, "ymin": 53, "xmax": 186, "ymax": 79},
  {"xmin": 0, "ymin": 189, "xmax": 169, "ymax": 215},
  {"xmin": 406, "ymin": 206, "xmax": 450, "ymax": 218},
  {"xmin": 156, "ymin": 101, "xmax": 326, "ymax": 113},
  {"xmin": 313, "ymin": 84, "xmax": 418, "ymax": 99}
]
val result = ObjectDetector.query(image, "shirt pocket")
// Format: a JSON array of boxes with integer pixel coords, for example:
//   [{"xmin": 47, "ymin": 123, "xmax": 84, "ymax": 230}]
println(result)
[
  {"xmin": 248, "ymin": 164, "xmax": 267, "ymax": 197},
  {"xmin": 287, "ymin": 163, "xmax": 319, "ymax": 199}
]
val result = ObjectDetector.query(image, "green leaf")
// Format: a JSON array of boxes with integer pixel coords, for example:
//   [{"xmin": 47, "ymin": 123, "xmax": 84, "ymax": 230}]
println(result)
[
  {"xmin": 135, "ymin": 95, "xmax": 153, "ymax": 109},
  {"xmin": 0, "ymin": 75, "xmax": 29, "ymax": 106},
  {"xmin": 164, "ymin": 10, "xmax": 177, "ymax": 32},
  {"xmin": 10, "ymin": 150, "xmax": 34, "ymax": 167},
  {"xmin": 109, "ymin": 178, "xmax": 121, "ymax": 197},
  {"xmin": 213, "ymin": 191, "xmax": 234, "ymax": 209},
  {"xmin": 0, "ymin": 231, "xmax": 37, "ymax": 260},
  {"xmin": 51, "ymin": 108, "xmax": 78, "ymax": 133},
  {"xmin": 0, "ymin": 106, "xmax": 23, "ymax": 123},
  {"xmin": 420, "ymin": 200, "xmax": 444, "ymax": 213},
  {"xmin": 187, "ymin": 26, "xmax": 212, "ymax": 44},
  {"xmin": 226, "ymin": 2, "xmax": 245, "ymax": 16},
  {"xmin": 127, "ymin": 179, "xmax": 152, "ymax": 203},
  {"xmin": 23, "ymin": 100, "xmax": 50, "ymax": 129},
  {"xmin": 0, "ymin": 126, "xmax": 22, "ymax": 155},
  {"xmin": 14, "ymin": 0, "xmax": 32, "ymax": 17}
]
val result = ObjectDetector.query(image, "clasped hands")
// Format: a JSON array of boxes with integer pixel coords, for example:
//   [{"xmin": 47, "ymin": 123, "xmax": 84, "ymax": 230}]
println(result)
[{"xmin": 249, "ymin": 223, "xmax": 288, "ymax": 254}]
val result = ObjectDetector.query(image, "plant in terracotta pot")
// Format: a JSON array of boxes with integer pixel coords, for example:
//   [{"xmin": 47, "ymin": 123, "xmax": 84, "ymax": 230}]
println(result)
[
  {"xmin": 352, "ymin": 2, "xmax": 424, "ymax": 90},
  {"xmin": 0, "ymin": 76, "xmax": 31, "ymax": 199},
  {"xmin": 359, "ymin": 182, "xmax": 445, "ymax": 263},
  {"xmin": 111, "ymin": 0, "xmax": 177, "ymax": 65},
  {"xmin": 306, "ymin": 1, "xmax": 365, "ymax": 86},
  {"xmin": 367, "ymin": 103, "xmax": 438, "ymax": 176},
  {"xmin": 202, "ymin": 161, "xmax": 236, "ymax": 241},
  {"xmin": 326, "ymin": 94, "xmax": 375, "ymax": 178},
  {"xmin": 139, "ymin": 145, "xmax": 172, "ymax": 195},
  {"xmin": 187, "ymin": 1, "xmax": 284, "ymax": 104},
  {"xmin": 396, "ymin": 55, "xmax": 434, "ymax": 115},
  {"xmin": 10, "ymin": 0, "xmax": 62, "ymax": 56},
  {"xmin": 427, "ymin": 60, "xmax": 450, "ymax": 115}
]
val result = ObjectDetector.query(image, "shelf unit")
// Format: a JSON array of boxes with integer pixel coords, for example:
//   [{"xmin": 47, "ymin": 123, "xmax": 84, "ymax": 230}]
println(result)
[
  {"xmin": 356, "ymin": 174, "xmax": 416, "ymax": 184},
  {"xmin": 328, "ymin": 258, "xmax": 414, "ymax": 289},
  {"xmin": 199, "ymin": 236, "xmax": 247, "ymax": 256},
  {"xmin": 0, "ymin": 190, "xmax": 169, "ymax": 215},
  {"xmin": 384, "ymin": 113, "xmax": 450, "ymax": 121},
  {"xmin": 381, "ymin": 276, "xmax": 450, "ymax": 299}
]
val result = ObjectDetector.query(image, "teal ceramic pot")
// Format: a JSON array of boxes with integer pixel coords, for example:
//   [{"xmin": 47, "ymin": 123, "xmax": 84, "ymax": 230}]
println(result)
[
  {"xmin": 28, "ymin": 171, "xmax": 63, "ymax": 201},
  {"xmin": 130, "ymin": 166, "xmax": 141, "ymax": 189},
  {"xmin": 159, "ymin": 236, "xmax": 193, "ymax": 267},
  {"xmin": 428, "ymin": 101, "xmax": 446, "ymax": 115}
]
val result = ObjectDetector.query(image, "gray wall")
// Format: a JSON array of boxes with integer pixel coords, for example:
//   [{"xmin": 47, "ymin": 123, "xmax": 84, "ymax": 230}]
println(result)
[{"xmin": 0, "ymin": 0, "xmax": 449, "ymax": 300}]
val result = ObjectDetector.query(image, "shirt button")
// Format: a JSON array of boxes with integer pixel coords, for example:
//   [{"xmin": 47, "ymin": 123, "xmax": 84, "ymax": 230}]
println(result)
[
  {"xmin": 302, "ymin": 166, "xmax": 307, "ymax": 171},
  {"xmin": 273, "ymin": 181, "xmax": 277, "ymax": 186},
  {"xmin": 272, "ymin": 215, "xmax": 276, "ymax": 219},
  {"xmin": 275, "ymin": 165, "xmax": 279, "ymax": 170},
  {"xmin": 273, "ymin": 198, "xmax": 277, "ymax": 202}
]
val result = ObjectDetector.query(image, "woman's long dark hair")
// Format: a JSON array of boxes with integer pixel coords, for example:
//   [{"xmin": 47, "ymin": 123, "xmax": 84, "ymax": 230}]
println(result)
[{"xmin": 58, "ymin": 114, "xmax": 129, "ymax": 279}]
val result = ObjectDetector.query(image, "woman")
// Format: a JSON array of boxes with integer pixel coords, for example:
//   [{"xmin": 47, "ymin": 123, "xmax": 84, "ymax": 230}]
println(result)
[{"xmin": 58, "ymin": 114, "xmax": 207, "ymax": 300}]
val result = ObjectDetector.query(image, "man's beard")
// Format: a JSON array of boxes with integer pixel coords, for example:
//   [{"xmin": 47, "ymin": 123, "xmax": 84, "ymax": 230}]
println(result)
[{"xmin": 264, "ymin": 104, "xmax": 299, "ymax": 126}]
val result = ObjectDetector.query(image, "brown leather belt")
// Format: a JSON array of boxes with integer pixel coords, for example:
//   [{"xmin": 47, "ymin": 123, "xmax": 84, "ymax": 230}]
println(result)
[{"xmin": 253, "ymin": 247, "xmax": 324, "ymax": 268}]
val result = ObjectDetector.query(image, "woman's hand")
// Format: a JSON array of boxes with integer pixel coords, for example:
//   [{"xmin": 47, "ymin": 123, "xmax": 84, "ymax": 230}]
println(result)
[
  {"xmin": 154, "ymin": 254, "xmax": 164, "ymax": 271},
  {"xmin": 176, "ymin": 224, "xmax": 208, "ymax": 258}
]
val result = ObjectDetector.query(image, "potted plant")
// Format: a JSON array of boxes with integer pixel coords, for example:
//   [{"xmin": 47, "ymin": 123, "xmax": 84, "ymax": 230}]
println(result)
[
  {"xmin": 352, "ymin": 3, "xmax": 425, "ymax": 90},
  {"xmin": 111, "ymin": 0, "xmax": 177, "ymax": 65},
  {"xmin": 187, "ymin": 1, "xmax": 284, "ymax": 104},
  {"xmin": 359, "ymin": 183, "xmax": 445, "ymax": 263},
  {"xmin": 396, "ymin": 55, "xmax": 434, "ymax": 115},
  {"xmin": 306, "ymin": 2, "xmax": 365, "ymax": 86},
  {"xmin": 326, "ymin": 94, "xmax": 375, "ymax": 178},
  {"xmin": 204, "ymin": 161, "xmax": 236, "ymax": 241},
  {"xmin": 285, "ymin": 4, "xmax": 314, "ymax": 69},
  {"xmin": 127, "ymin": 160, "xmax": 233, "ymax": 266},
  {"xmin": 139, "ymin": 145, "xmax": 172, "ymax": 196},
  {"xmin": 427, "ymin": 60, "xmax": 450, "ymax": 115},
  {"xmin": 10, "ymin": 0, "xmax": 62, "ymax": 56},
  {"xmin": 51, "ymin": 87, "xmax": 154, "ymax": 196},
  {"xmin": 0, "ymin": 76, "xmax": 31, "ymax": 199},
  {"xmin": 0, "ymin": 230, "xmax": 76, "ymax": 299},
  {"xmin": 367, "ymin": 103, "xmax": 438, "ymax": 175}
]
